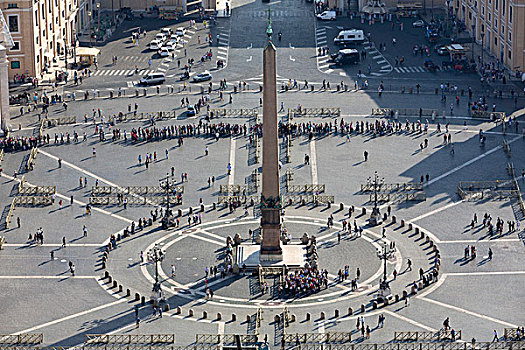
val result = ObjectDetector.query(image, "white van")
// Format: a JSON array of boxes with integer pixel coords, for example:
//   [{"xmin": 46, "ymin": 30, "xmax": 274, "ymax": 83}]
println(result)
[
  {"xmin": 140, "ymin": 72, "xmax": 166, "ymax": 86},
  {"xmin": 149, "ymin": 40, "xmax": 161, "ymax": 50},
  {"xmin": 334, "ymin": 29, "xmax": 365, "ymax": 46},
  {"xmin": 316, "ymin": 10, "xmax": 336, "ymax": 20}
]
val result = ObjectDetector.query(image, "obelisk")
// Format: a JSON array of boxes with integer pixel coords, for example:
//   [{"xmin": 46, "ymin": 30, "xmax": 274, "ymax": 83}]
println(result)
[{"xmin": 260, "ymin": 10, "xmax": 282, "ymax": 262}]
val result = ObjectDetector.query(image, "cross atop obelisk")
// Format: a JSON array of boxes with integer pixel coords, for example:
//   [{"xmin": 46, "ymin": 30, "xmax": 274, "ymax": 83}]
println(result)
[{"xmin": 260, "ymin": 9, "xmax": 282, "ymax": 262}]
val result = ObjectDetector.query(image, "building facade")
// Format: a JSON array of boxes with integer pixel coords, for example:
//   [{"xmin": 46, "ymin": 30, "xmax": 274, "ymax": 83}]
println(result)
[
  {"xmin": 454, "ymin": 0, "xmax": 525, "ymax": 72},
  {"xmin": 1, "ymin": 0, "xmax": 80, "ymax": 81}
]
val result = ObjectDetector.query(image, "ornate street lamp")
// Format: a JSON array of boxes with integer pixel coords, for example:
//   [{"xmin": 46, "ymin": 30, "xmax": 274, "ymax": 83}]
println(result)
[{"xmin": 368, "ymin": 171, "xmax": 384, "ymax": 226}]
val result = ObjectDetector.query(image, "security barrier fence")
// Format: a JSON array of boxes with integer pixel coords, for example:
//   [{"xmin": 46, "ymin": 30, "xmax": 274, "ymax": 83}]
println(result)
[
  {"xmin": 283, "ymin": 333, "xmax": 352, "ymax": 344},
  {"xmin": 288, "ymin": 341, "xmax": 524, "ymax": 350},
  {"xmin": 0, "ymin": 333, "xmax": 43, "ymax": 344},
  {"xmin": 371, "ymin": 108, "xmax": 439, "ymax": 117},
  {"xmin": 86, "ymin": 335, "xmax": 174, "ymax": 344},
  {"xmin": 209, "ymin": 109, "xmax": 258, "ymax": 117},
  {"xmin": 288, "ymin": 107, "xmax": 341, "ymax": 119},
  {"xmin": 393, "ymin": 331, "xmax": 461, "ymax": 342}
]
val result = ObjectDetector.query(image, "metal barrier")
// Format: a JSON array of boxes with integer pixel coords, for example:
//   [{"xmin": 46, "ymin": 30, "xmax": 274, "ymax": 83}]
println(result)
[
  {"xmin": 471, "ymin": 110, "xmax": 505, "ymax": 120},
  {"xmin": 5, "ymin": 198, "xmax": 16, "ymax": 229},
  {"xmin": 217, "ymin": 195, "xmax": 259, "ymax": 204},
  {"xmin": 89, "ymin": 196, "xmax": 182, "ymax": 206},
  {"xmin": 219, "ymin": 185, "xmax": 247, "ymax": 194},
  {"xmin": 372, "ymin": 108, "xmax": 439, "ymax": 117},
  {"xmin": 13, "ymin": 196, "xmax": 54, "ymax": 206},
  {"xmin": 289, "ymin": 341, "xmax": 524, "ymax": 350},
  {"xmin": 86, "ymin": 334, "xmax": 175, "ymax": 344},
  {"xmin": 282, "ymin": 194, "xmax": 335, "ymax": 204},
  {"xmin": 394, "ymin": 330, "xmax": 461, "ymax": 341},
  {"xmin": 457, "ymin": 180, "xmax": 519, "ymax": 200},
  {"xmin": 504, "ymin": 328, "xmax": 524, "ymax": 340},
  {"xmin": 92, "ymin": 186, "xmax": 183, "ymax": 196},
  {"xmin": 47, "ymin": 116, "xmax": 77, "ymax": 126},
  {"xmin": 255, "ymin": 308, "xmax": 263, "ymax": 335},
  {"xmin": 288, "ymin": 107, "xmax": 341, "ymax": 118},
  {"xmin": 222, "ymin": 335, "xmax": 258, "ymax": 345},
  {"xmin": 361, "ymin": 183, "xmax": 423, "ymax": 192},
  {"xmin": 26, "ymin": 147, "xmax": 38, "ymax": 170},
  {"xmin": 209, "ymin": 108, "xmax": 258, "ymax": 117},
  {"xmin": 283, "ymin": 333, "xmax": 352, "ymax": 344},
  {"xmin": 287, "ymin": 184, "xmax": 326, "ymax": 194},
  {"xmin": 0, "ymin": 333, "xmax": 43, "ymax": 344},
  {"xmin": 0, "ymin": 149, "xmax": 4, "ymax": 163},
  {"xmin": 18, "ymin": 185, "xmax": 56, "ymax": 196}
]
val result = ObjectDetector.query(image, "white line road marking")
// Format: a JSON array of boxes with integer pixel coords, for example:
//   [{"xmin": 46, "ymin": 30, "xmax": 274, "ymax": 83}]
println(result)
[
  {"xmin": 0, "ymin": 276, "xmax": 99, "ymax": 279},
  {"xmin": 12, "ymin": 296, "xmax": 127, "ymax": 334},
  {"xmin": 310, "ymin": 140, "xmax": 318, "ymax": 185},
  {"xmin": 289, "ymin": 43, "xmax": 295, "ymax": 49},
  {"xmin": 247, "ymin": 56, "xmax": 252, "ymax": 62},
  {"xmin": 381, "ymin": 65, "xmax": 391, "ymax": 69},
  {"xmin": 409, "ymin": 200, "xmax": 464, "ymax": 222},
  {"xmin": 247, "ymin": 43, "xmax": 252, "ymax": 49},
  {"xmin": 228, "ymin": 137, "xmax": 236, "ymax": 186},
  {"xmin": 420, "ymin": 297, "xmax": 518, "ymax": 327},
  {"xmin": 218, "ymin": 321, "xmax": 225, "ymax": 350},
  {"xmin": 384, "ymin": 310, "xmax": 436, "ymax": 331},
  {"xmin": 3, "ymin": 243, "xmax": 101, "ymax": 247},
  {"xmin": 325, "ymin": 69, "xmax": 333, "ymax": 74},
  {"xmin": 339, "ymin": 72, "xmax": 347, "ymax": 77},
  {"xmin": 426, "ymin": 135, "xmax": 522, "ymax": 187},
  {"xmin": 447, "ymin": 271, "xmax": 525, "ymax": 276},
  {"xmin": 318, "ymin": 64, "xmax": 329, "ymax": 69},
  {"xmin": 189, "ymin": 234, "xmax": 223, "ymax": 246},
  {"xmin": 289, "ymin": 55, "xmax": 295, "ymax": 62},
  {"xmin": 377, "ymin": 60, "xmax": 387, "ymax": 64},
  {"xmin": 438, "ymin": 238, "xmax": 521, "ymax": 244}
]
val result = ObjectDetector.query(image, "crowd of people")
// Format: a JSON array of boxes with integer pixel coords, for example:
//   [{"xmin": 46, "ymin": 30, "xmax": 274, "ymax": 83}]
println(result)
[{"xmin": 280, "ymin": 267, "xmax": 329, "ymax": 296}]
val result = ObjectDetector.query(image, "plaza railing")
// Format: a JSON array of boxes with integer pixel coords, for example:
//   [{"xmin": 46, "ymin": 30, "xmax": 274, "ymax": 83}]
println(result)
[
  {"xmin": 393, "ymin": 330, "xmax": 461, "ymax": 342},
  {"xmin": 0, "ymin": 333, "xmax": 43, "ymax": 345},
  {"xmin": 86, "ymin": 334, "xmax": 175, "ymax": 344}
]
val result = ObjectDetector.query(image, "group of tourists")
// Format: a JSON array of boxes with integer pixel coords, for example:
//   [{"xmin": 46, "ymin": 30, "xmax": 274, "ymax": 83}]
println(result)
[{"xmin": 280, "ymin": 267, "xmax": 329, "ymax": 296}]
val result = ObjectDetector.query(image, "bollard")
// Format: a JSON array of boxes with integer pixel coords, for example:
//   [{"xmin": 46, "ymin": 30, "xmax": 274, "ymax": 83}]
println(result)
[
  {"xmin": 164, "ymin": 304, "xmax": 170, "ymax": 311},
  {"xmin": 327, "ymin": 202, "xmax": 331, "ymax": 209},
  {"xmin": 201, "ymin": 204, "xmax": 205, "ymax": 212},
  {"xmin": 400, "ymin": 219, "xmax": 405, "ymax": 227},
  {"xmin": 275, "ymin": 315, "xmax": 281, "ymax": 323},
  {"xmin": 104, "ymin": 271, "xmax": 110, "ymax": 279},
  {"xmin": 335, "ymin": 309, "xmax": 339, "ymax": 318},
  {"xmin": 420, "ymin": 231, "xmax": 425, "ymax": 239},
  {"xmin": 189, "ymin": 207, "xmax": 193, "ymax": 215},
  {"xmin": 202, "ymin": 311, "xmax": 207, "ymax": 319},
  {"xmin": 429, "ymin": 240, "xmax": 434, "ymax": 247},
  {"xmin": 311, "ymin": 85, "xmax": 314, "ymax": 91},
  {"xmin": 136, "ymin": 90, "xmax": 139, "ymax": 97},
  {"xmin": 320, "ymin": 312, "xmax": 325, "ymax": 320},
  {"xmin": 291, "ymin": 314, "xmax": 296, "ymax": 322},
  {"xmin": 395, "ymin": 294, "xmax": 399, "ymax": 302},
  {"xmin": 306, "ymin": 313, "xmax": 311, "ymax": 321},
  {"xmin": 176, "ymin": 306, "xmax": 181, "ymax": 314},
  {"xmin": 403, "ymin": 290, "xmax": 408, "ymax": 299},
  {"xmin": 108, "ymin": 276, "xmax": 113, "ymax": 283},
  {"xmin": 231, "ymin": 313, "xmax": 236, "ymax": 321},
  {"xmin": 383, "ymin": 213, "xmax": 387, "ymax": 221},
  {"xmin": 362, "ymin": 208, "xmax": 366, "ymax": 215},
  {"xmin": 425, "ymin": 236, "xmax": 430, "ymax": 243},
  {"xmin": 118, "ymin": 285, "xmax": 123, "ymax": 293},
  {"xmin": 135, "ymin": 293, "xmax": 140, "ymax": 301},
  {"xmin": 212, "ymin": 203, "xmax": 216, "ymax": 210},
  {"xmin": 141, "ymin": 296, "xmax": 145, "ymax": 305},
  {"xmin": 360, "ymin": 304, "xmax": 365, "ymax": 313},
  {"xmin": 415, "ymin": 227, "xmax": 420, "ymax": 235},
  {"xmin": 126, "ymin": 288, "xmax": 131, "ymax": 296},
  {"xmin": 102, "ymin": 261, "xmax": 106, "ymax": 269},
  {"xmin": 348, "ymin": 307, "xmax": 353, "ymax": 316},
  {"xmin": 246, "ymin": 315, "xmax": 251, "ymax": 323},
  {"xmin": 392, "ymin": 215, "xmax": 396, "ymax": 224},
  {"xmin": 340, "ymin": 203, "xmax": 344, "ymax": 211},
  {"xmin": 373, "ymin": 301, "xmax": 377, "ymax": 309},
  {"xmin": 178, "ymin": 209, "xmax": 182, "ymax": 217},
  {"xmin": 408, "ymin": 223, "xmax": 413, "ymax": 231},
  {"xmin": 143, "ymin": 89, "xmax": 147, "ymax": 96},
  {"xmin": 189, "ymin": 309, "xmax": 194, "ymax": 317}
]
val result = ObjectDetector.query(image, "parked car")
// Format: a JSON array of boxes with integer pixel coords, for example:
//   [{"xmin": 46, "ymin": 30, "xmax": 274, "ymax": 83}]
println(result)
[
  {"xmin": 149, "ymin": 40, "xmax": 161, "ymax": 50},
  {"xmin": 186, "ymin": 105, "xmax": 196, "ymax": 116},
  {"xmin": 158, "ymin": 47, "xmax": 170, "ymax": 57},
  {"xmin": 161, "ymin": 27, "xmax": 173, "ymax": 36},
  {"xmin": 156, "ymin": 33, "xmax": 167, "ymax": 42},
  {"xmin": 412, "ymin": 19, "xmax": 425, "ymax": 27},
  {"xmin": 139, "ymin": 72, "xmax": 166, "ymax": 85},
  {"xmin": 192, "ymin": 71, "xmax": 212, "ymax": 82},
  {"xmin": 316, "ymin": 10, "xmax": 336, "ymax": 20},
  {"xmin": 433, "ymin": 44, "xmax": 448, "ymax": 56},
  {"xmin": 169, "ymin": 34, "xmax": 179, "ymax": 44},
  {"xmin": 176, "ymin": 27, "xmax": 186, "ymax": 36},
  {"xmin": 163, "ymin": 42, "xmax": 176, "ymax": 51}
]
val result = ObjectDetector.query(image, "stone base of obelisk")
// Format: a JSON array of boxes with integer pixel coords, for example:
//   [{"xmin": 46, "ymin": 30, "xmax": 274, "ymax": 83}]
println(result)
[{"xmin": 235, "ymin": 244, "xmax": 307, "ymax": 270}]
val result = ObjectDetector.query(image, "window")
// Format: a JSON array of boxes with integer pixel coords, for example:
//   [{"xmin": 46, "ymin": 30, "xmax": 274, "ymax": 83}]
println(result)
[
  {"xmin": 495, "ymin": 18, "xmax": 497, "ymax": 28},
  {"xmin": 10, "ymin": 61, "xmax": 20, "ymax": 69},
  {"xmin": 494, "ymin": 37, "xmax": 497, "ymax": 45},
  {"xmin": 62, "ymin": 10, "xmax": 65, "ymax": 17},
  {"xmin": 509, "ymin": 6, "xmax": 512, "ymax": 22},
  {"xmin": 502, "ymin": 0, "xmax": 505, "ymax": 15},
  {"xmin": 508, "ymin": 49, "xmax": 511, "ymax": 59},
  {"xmin": 469, "ymin": 11, "xmax": 472, "ymax": 19},
  {"xmin": 48, "ymin": 0, "xmax": 51, "ymax": 12},
  {"xmin": 482, "ymin": 6, "xmax": 484, "ymax": 14},
  {"xmin": 495, "ymin": 0, "xmax": 498, "ymax": 9},
  {"xmin": 10, "ymin": 41, "xmax": 20, "ymax": 51},
  {"xmin": 42, "ymin": 4, "xmax": 45, "ymax": 18},
  {"xmin": 501, "ymin": 26, "xmax": 504, "ymax": 35},
  {"xmin": 508, "ymin": 32, "xmax": 511, "ymax": 41},
  {"xmin": 7, "ymin": 15, "xmax": 19, "ymax": 32},
  {"xmin": 36, "ymin": 36, "xmax": 38, "ymax": 44},
  {"xmin": 36, "ymin": 54, "xmax": 39, "ymax": 63},
  {"xmin": 35, "ymin": 10, "xmax": 38, "ymax": 25},
  {"xmin": 488, "ymin": 13, "xmax": 491, "ymax": 22},
  {"xmin": 7, "ymin": 3, "xmax": 18, "ymax": 8}
]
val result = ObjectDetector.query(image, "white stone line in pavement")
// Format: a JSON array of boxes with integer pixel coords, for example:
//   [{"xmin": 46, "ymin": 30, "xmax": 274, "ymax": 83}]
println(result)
[
  {"xmin": 3, "ymin": 243, "xmax": 102, "ymax": 247},
  {"xmin": 38, "ymin": 149, "xmax": 158, "ymax": 207},
  {"xmin": 446, "ymin": 271, "xmax": 525, "ymax": 276},
  {"xmin": 383, "ymin": 310, "xmax": 437, "ymax": 331},
  {"xmin": 420, "ymin": 296, "xmax": 518, "ymax": 328},
  {"xmin": 218, "ymin": 321, "xmax": 225, "ymax": 350},
  {"xmin": 0, "ymin": 173, "xmax": 132, "ymax": 224},
  {"xmin": 189, "ymin": 234, "xmax": 224, "ymax": 246},
  {"xmin": 409, "ymin": 200, "xmax": 464, "ymax": 222},
  {"xmin": 196, "ymin": 229, "xmax": 227, "ymax": 243},
  {"xmin": 426, "ymin": 135, "xmax": 522, "ymax": 187},
  {"xmin": 310, "ymin": 139, "xmax": 318, "ymax": 185},
  {"xmin": 12, "ymin": 296, "xmax": 127, "ymax": 334},
  {"xmin": 438, "ymin": 238, "xmax": 521, "ymax": 244},
  {"xmin": 0, "ymin": 275, "xmax": 99, "ymax": 279},
  {"xmin": 228, "ymin": 137, "xmax": 236, "ymax": 186}
]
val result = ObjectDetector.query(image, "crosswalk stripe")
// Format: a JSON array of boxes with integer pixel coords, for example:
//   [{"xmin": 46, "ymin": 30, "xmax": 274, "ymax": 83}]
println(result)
[
  {"xmin": 217, "ymin": 56, "xmax": 227, "ymax": 60},
  {"xmin": 325, "ymin": 69, "xmax": 333, "ymax": 74},
  {"xmin": 317, "ymin": 40, "xmax": 327, "ymax": 45},
  {"xmin": 158, "ymin": 67, "xmax": 167, "ymax": 72},
  {"xmin": 381, "ymin": 65, "xmax": 391, "ymax": 69},
  {"xmin": 318, "ymin": 64, "xmax": 329, "ymax": 69},
  {"xmin": 139, "ymin": 70, "xmax": 146, "ymax": 75},
  {"xmin": 377, "ymin": 59, "xmax": 387, "ymax": 64},
  {"xmin": 394, "ymin": 67, "xmax": 400, "ymax": 73}
]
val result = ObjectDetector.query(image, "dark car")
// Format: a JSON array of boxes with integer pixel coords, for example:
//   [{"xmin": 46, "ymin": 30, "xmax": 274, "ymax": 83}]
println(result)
[{"xmin": 433, "ymin": 44, "xmax": 448, "ymax": 56}]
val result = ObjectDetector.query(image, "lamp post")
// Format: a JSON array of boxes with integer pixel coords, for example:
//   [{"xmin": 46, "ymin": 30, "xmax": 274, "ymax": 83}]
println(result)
[
  {"xmin": 72, "ymin": 31, "xmax": 77, "ymax": 67},
  {"xmin": 368, "ymin": 171, "xmax": 384, "ymax": 226},
  {"xmin": 445, "ymin": 0, "xmax": 451, "ymax": 36},
  {"xmin": 64, "ymin": 41, "xmax": 68, "ymax": 70},
  {"xmin": 96, "ymin": 3, "xmax": 101, "ymax": 42},
  {"xmin": 88, "ymin": 11, "xmax": 92, "ymax": 47},
  {"xmin": 376, "ymin": 241, "xmax": 394, "ymax": 295},
  {"xmin": 481, "ymin": 31, "xmax": 485, "ymax": 69},
  {"xmin": 150, "ymin": 244, "xmax": 163, "ymax": 292},
  {"xmin": 471, "ymin": 24, "xmax": 475, "ymax": 61},
  {"xmin": 159, "ymin": 173, "xmax": 176, "ymax": 229}
]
